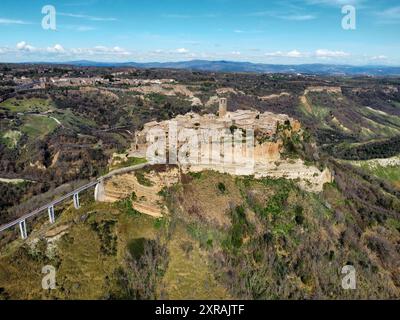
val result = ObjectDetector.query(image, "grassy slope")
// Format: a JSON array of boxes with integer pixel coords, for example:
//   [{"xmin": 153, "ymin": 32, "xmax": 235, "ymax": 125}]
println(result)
[
  {"xmin": 0, "ymin": 194, "xmax": 160, "ymax": 299},
  {"xmin": 0, "ymin": 185, "xmax": 231, "ymax": 300},
  {"xmin": 0, "ymin": 98, "xmax": 54, "ymax": 113},
  {"xmin": 166, "ymin": 171, "xmax": 399, "ymax": 299},
  {"xmin": 356, "ymin": 161, "xmax": 400, "ymax": 188},
  {"xmin": 368, "ymin": 165, "xmax": 400, "ymax": 187},
  {"xmin": 109, "ymin": 157, "xmax": 147, "ymax": 171},
  {"xmin": 301, "ymin": 91, "xmax": 400, "ymax": 146},
  {"xmin": 161, "ymin": 221, "xmax": 230, "ymax": 299},
  {"xmin": 20, "ymin": 115, "xmax": 59, "ymax": 140},
  {"xmin": 0, "ymin": 97, "xmax": 99, "ymax": 145},
  {"xmin": 0, "ymin": 98, "xmax": 58, "ymax": 147},
  {"xmin": 1, "ymin": 169, "xmax": 399, "ymax": 299}
]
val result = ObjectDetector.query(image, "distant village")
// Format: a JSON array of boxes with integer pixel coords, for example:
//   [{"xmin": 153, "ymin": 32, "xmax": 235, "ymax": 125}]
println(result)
[{"xmin": 0, "ymin": 67, "xmax": 176, "ymax": 89}]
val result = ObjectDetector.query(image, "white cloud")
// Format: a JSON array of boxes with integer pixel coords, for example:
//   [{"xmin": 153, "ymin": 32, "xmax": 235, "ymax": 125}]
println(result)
[
  {"xmin": 279, "ymin": 14, "xmax": 316, "ymax": 21},
  {"xmin": 265, "ymin": 51, "xmax": 283, "ymax": 57},
  {"xmin": 47, "ymin": 44, "xmax": 66, "ymax": 54},
  {"xmin": 264, "ymin": 49, "xmax": 351, "ymax": 60},
  {"xmin": 287, "ymin": 50, "xmax": 304, "ymax": 58},
  {"xmin": 16, "ymin": 41, "xmax": 35, "ymax": 52},
  {"xmin": 70, "ymin": 46, "xmax": 131, "ymax": 56},
  {"xmin": 59, "ymin": 12, "xmax": 117, "ymax": 21},
  {"xmin": 381, "ymin": 6, "xmax": 400, "ymax": 18},
  {"xmin": 62, "ymin": 25, "xmax": 96, "ymax": 32},
  {"xmin": 376, "ymin": 7, "xmax": 400, "ymax": 24},
  {"xmin": 315, "ymin": 49, "xmax": 350, "ymax": 57},
  {"xmin": 0, "ymin": 18, "xmax": 30, "ymax": 25},
  {"xmin": 370, "ymin": 55, "xmax": 388, "ymax": 61},
  {"xmin": 13, "ymin": 44, "xmax": 132, "ymax": 58},
  {"xmin": 265, "ymin": 50, "xmax": 306, "ymax": 58},
  {"xmin": 0, "ymin": 46, "xmax": 12, "ymax": 55},
  {"xmin": 247, "ymin": 11, "xmax": 316, "ymax": 21},
  {"xmin": 176, "ymin": 48, "xmax": 189, "ymax": 54},
  {"xmin": 162, "ymin": 13, "xmax": 218, "ymax": 19},
  {"xmin": 3, "ymin": 42, "xmax": 394, "ymax": 66},
  {"xmin": 305, "ymin": 0, "xmax": 363, "ymax": 7},
  {"xmin": 233, "ymin": 29, "xmax": 264, "ymax": 34},
  {"xmin": 76, "ymin": 26, "xmax": 95, "ymax": 31},
  {"xmin": 80, "ymin": 46, "xmax": 130, "ymax": 55}
]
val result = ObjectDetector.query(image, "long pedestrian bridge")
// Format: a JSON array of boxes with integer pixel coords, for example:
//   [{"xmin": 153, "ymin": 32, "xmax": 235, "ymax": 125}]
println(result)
[{"xmin": 0, "ymin": 162, "xmax": 149, "ymax": 240}]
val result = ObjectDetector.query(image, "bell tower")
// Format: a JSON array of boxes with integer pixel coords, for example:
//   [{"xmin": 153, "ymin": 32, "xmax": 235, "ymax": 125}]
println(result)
[{"xmin": 219, "ymin": 97, "xmax": 227, "ymax": 118}]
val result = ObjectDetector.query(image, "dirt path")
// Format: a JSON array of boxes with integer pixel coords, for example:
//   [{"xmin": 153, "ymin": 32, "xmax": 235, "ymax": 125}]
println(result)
[{"xmin": 300, "ymin": 94, "xmax": 312, "ymax": 113}]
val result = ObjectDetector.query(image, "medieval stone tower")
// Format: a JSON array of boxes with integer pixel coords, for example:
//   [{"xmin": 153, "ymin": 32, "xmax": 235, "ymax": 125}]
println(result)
[{"xmin": 219, "ymin": 97, "xmax": 227, "ymax": 118}]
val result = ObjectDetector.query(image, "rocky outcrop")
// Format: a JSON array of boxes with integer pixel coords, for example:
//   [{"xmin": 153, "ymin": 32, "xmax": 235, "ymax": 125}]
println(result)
[
  {"xmin": 99, "ymin": 168, "xmax": 180, "ymax": 218},
  {"xmin": 254, "ymin": 141, "xmax": 282, "ymax": 162},
  {"xmin": 186, "ymin": 159, "xmax": 333, "ymax": 193},
  {"xmin": 259, "ymin": 92, "xmax": 290, "ymax": 101},
  {"xmin": 304, "ymin": 86, "xmax": 342, "ymax": 95}
]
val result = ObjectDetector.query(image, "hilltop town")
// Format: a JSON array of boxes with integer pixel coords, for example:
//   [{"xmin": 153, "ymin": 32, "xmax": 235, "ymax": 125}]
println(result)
[
  {"xmin": 92, "ymin": 98, "xmax": 333, "ymax": 219},
  {"xmin": 129, "ymin": 98, "xmax": 332, "ymax": 192},
  {"xmin": 0, "ymin": 64, "xmax": 399, "ymax": 300}
]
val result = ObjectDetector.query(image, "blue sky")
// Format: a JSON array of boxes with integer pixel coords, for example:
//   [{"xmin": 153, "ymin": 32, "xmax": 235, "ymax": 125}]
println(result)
[{"xmin": 0, "ymin": 0, "xmax": 399, "ymax": 64}]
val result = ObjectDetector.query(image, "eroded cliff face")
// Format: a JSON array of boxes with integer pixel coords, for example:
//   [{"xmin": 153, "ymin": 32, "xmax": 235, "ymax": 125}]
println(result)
[
  {"xmin": 254, "ymin": 141, "xmax": 283, "ymax": 162},
  {"xmin": 185, "ymin": 160, "xmax": 333, "ymax": 193},
  {"xmin": 100, "ymin": 168, "xmax": 180, "ymax": 217},
  {"xmin": 99, "ymin": 159, "xmax": 333, "ymax": 220}
]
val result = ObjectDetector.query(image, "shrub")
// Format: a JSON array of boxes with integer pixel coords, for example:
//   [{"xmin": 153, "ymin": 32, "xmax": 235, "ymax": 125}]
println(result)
[
  {"xmin": 135, "ymin": 171, "xmax": 153, "ymax": 187},
  {"xmin": 217, "ymin": 182, "xmax": 226, "ymax": 194},
  {"xmin": 294, "ymin": 205, "xmax": 304, "ymax": 225}
]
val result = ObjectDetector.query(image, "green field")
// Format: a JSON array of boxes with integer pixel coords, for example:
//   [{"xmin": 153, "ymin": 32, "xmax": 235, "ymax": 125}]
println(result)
[
  {"xmin": 0, "ymin": 99, "xmax": 59, "ymax": 143},
  {"xmin": 348, "ymin": 156, "xmax": 400, "ymax": 188},
  {"xmin": 53, "ymin": 109, "xmax": 97, "ymax": 130},
  {"xmin": 20, "ymin": 115, "xmax": 59, "ymax": 139},
  {"xmin": 0, "ymin": 98, "xmax": 54, "ymax": 113},
  {"xmin": 361, "ymin": 164, "xmax": 400, "ymax": 187},
  {"xmin": 1, "ymin": 130, "xmax": 22, "ymax": 148}
]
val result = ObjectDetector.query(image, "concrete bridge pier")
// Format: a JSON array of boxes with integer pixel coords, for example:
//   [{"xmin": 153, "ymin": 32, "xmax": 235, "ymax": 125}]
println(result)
[
  {"xmin": 94, "ymin": 180, "xmax": 105, "ymax": 202},
  {"xmin": 19, "ymin": 220, "xmax": 27, "ymax": 239},
  {"xmin": 73, "ymin": 193, "xmax": 80, "ymax": 209},
  {"xmin": 48, "ymin": 205, "xmax": 55, "ymax": 224}
]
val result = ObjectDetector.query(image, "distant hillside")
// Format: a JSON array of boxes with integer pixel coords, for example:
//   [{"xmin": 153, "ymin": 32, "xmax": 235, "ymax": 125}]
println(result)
[{"xmin": 62, "ymin": 60, "xmax": 400, "ymax": 76}]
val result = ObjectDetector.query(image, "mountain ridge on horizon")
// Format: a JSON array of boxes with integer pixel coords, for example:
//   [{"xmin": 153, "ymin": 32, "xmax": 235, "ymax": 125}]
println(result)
[{"xmin": 9, "ymin": 59, "xmax": 400, "ymax": 76}]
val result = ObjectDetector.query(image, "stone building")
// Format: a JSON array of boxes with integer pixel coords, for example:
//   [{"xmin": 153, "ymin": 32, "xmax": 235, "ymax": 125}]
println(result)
[
  {"xmin": 127, "ymin": 98, "xmax": 333, "ymax": 192},
  {"xmin": 219, "ymin": 97, "xmax": 227, "ymax": 118},
  {"xmin": 131, "ymin": 98, "xmax": 301, "ymax": 166}
]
